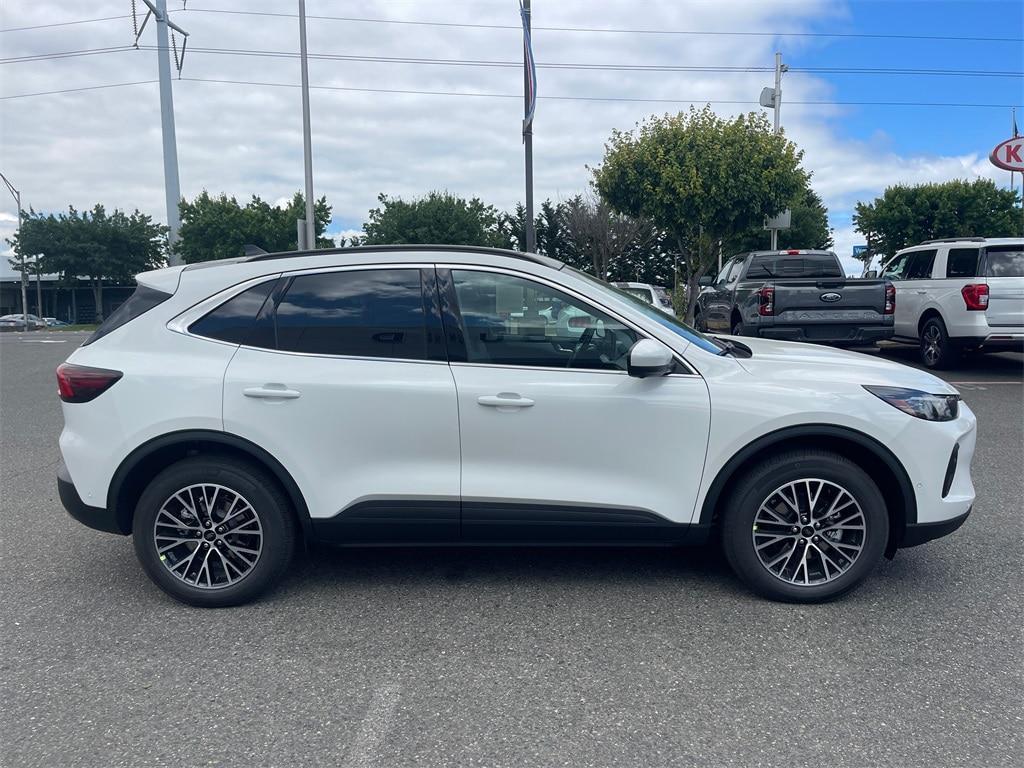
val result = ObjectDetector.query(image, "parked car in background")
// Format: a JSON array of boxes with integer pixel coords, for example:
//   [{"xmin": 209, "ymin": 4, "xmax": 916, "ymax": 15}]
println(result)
[
  {"xmin": 56, "ymin": 245, "xmax": 975, "ymax": 607},
  {"xmin": 876, "ymin": 237, "xmax": 1024, "ymax": 368},
  {"xmin": 694, "ymin": 250, "xmax": 895, "ymax": 346},
  {"xmin": 0, "ymin": 313, "xmax": 46, "ymax": 331},
  {"xmin": 612, "ymin": 282, "xmax": 675, "ymax": 315},
  {"xmin": 43, "ymin": 317, "xmax": 70, "ymax": 327}
]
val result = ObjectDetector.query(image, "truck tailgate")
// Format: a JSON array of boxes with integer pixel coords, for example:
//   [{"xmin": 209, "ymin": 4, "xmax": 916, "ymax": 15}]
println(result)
[{"xmin": 770, "ymin": 278, "xmax": 888, "ymax": 325}]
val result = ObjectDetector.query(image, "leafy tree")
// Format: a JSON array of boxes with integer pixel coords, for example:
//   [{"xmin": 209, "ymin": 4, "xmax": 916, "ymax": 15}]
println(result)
[
  {"xmin": 560, "ymin": 194, "xmax": 665, "ymax": 282},
  {"xmin": 360, "ymin": 191, "xmax": 506, "ymax": 247},
  {"xmin": 854, "ymin": 179, "xmax": 1021, "ymax": 260},
  {"xmin": 10, "ymin": 205, "xmax": 165, "ymax": 322},
  {"xmin": 176, "ymin": 191, "xmax": 334, "ymax": 263},
  {"xmin": 593, "ymin": 106, "xmax": 807, "ymax": 321},
  {"xmin": 723, "ymin": 185, "xmax": 833, "ymax": 254}
]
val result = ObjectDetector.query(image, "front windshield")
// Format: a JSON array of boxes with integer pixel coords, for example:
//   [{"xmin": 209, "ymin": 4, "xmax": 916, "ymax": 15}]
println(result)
[{"xmin": 568, "ymin": 267, "xmax": 722, "ymax": 355}]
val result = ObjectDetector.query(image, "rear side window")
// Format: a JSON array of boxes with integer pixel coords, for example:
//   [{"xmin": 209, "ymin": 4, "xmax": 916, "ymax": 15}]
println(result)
[
  {"xmin": 746, "ymin": 254, "xmax": 842, "ymax": 278},
  {"xmin": 84, "ymin": 285, "xmax": 171, "ymax": 346},
  {"xmin": 189, "ymin": 279, "xmax": 277, "ymax": 344},
  {"xmin": 984, "ymin": 246, "xmax": 1024, "ymax": 277},
  {"xmin": 945, "ymin": 248, "xmax": 979, "ymax": 278},
  {"xmin": 273, "ymin": 269, "xmax": 427, "ymax": 359},
  {"xmin": 904, "ymin": 250, "xmax": 937, "ymax": 280}
]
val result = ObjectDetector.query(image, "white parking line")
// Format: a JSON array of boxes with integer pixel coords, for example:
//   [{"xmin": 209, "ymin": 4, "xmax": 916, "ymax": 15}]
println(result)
[
  {"xmin": 18, "ymin": 338, "xmax": 67, "ymax": 343},
  {"xmin": 949, "ymin": 381, "xmax": 1022, "ymax": 385},
  {"xmin": 344, "ymin": 682, "xmax": 401, "ymax": 768}
]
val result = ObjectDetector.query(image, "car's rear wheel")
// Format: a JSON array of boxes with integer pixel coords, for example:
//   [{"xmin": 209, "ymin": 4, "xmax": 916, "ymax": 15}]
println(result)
[
  {"xmin": 920, "ymin": 316, "xmax": 958, "ymax": 369},
  {"xmin": 721, "ymin": 450, "xmax": 888, "ymax": 602},
  {"xmin": 132, "ymin": 456, "xmax": 296, "ymax": 607}
]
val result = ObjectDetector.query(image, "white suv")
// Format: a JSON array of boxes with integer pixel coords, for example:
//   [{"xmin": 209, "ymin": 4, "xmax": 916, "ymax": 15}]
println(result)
[
  {"xmin": 880, "ymin": 237, "xmax": 1024, "ymax": 368},
  {"xmin": 56, "ymin": 245, "xmax": 977, "ymax": 606}
]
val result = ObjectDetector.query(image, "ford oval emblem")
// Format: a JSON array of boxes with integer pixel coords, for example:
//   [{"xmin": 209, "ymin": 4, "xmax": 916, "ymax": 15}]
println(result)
[{"xmin": 820, "ymin": 292, "xmax": 842, "ymax": 303}]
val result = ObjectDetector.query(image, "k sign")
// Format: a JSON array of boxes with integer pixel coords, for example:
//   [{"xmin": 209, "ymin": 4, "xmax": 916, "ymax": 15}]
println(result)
[{"xmin": 990, "ymin": 136, "xmax": 1024, "ymax": 171}]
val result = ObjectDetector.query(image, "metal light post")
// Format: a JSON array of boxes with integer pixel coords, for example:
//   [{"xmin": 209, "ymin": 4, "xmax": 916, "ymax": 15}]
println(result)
[
  {"xmin": 298, "ymin": 0, "xmax": 316, "ymax": 251},
  {"xmin": 521, "ymin": 0, "xmax": 537, "ymax": 253},
  {"xmin": 759, "ymin": 52, "xmax": 788, "ymax": 250},
  {"xmin": 1, "ymin": 172, "xmax": 28, "ymax": 324}
]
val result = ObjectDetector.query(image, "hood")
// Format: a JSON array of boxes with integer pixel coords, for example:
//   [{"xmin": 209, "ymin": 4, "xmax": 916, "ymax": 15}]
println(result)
[{"xmin": 729, "ymin": 336, "xmax": 959, "ymax": 394}]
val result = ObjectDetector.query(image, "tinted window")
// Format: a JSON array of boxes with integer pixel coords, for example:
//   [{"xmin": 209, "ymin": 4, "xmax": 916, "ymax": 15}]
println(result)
[
  {"xmin": 189, "ymin": 279, "xmax": 277, "ymax": 344},
  {"xmin": 274, "ymin": 269, "xmax": 427, "ymax": 359},
  {"xmin": 882, "ymin": 253, "xmax": 909, "ymax": 280},
  {"xmin": 945, "ymin": 248, "xmax": 979, "ymax": 278},
  {"xmin": 985, "ymin": 246, "xmax": 1024, "ymax": 277},
  {"xmin": 451, "ymin": 270, "xmax": 638, "ymax": 371},
  {"xmin": 905, "ymin": 250, "xmax": 936, "ymax": 280},
  {"xmin": 84, "ymin": 285, "xmax": 171, "ymax": 346},
  {"xmin": 746, "ymin": 253, "xmax": 843, "ymax": 279}
]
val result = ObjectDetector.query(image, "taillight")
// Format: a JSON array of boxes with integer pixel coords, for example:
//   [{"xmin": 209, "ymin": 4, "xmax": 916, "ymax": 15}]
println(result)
[
  {"xmin": 758, "ymin": 286, "xmax": 775, "ymax": 316},
  {"xmin": 884, "ymin": 283, "xmax": 896, "ymax": 315},
  {"xmin": 961, "ymin": 283, "xmax": 989, "ymax": 311},
  {"xmin": 56, "ymin": 363, "xmax": 123, "ymax": 403}
]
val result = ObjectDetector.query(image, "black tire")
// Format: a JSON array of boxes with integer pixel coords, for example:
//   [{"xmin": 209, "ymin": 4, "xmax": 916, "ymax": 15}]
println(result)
[
  {"xmin": 720, "ymin": 449, "xmax": 888, "ymax": 603},
  {"xmin": 694, "ymin": 310, "xmax": 708, "ymax": 333},
  {"xmin": 132, "ymin": 456, "xmax": 296, "ymax": 607},
  {"xmin": 919, "ymin": 315, "xmax": 958, "ymax": 369}
]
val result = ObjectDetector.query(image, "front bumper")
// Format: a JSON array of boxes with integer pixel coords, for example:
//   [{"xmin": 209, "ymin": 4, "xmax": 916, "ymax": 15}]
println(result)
[
  {"xmin": 57, "ymin": 462, "xmax": 127, "ymax": 535},
  {"xmin": 901, "ymin": 507, "xmax": 971, "ymax": 547}
]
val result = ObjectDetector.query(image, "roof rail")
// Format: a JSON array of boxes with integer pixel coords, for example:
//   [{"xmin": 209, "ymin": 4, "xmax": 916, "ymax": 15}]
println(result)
[
  {"xmin": 243, "ymin": 243, "xmax": 565, "ymax": 270},
  {"xmin": 921, "ymin": 237, "xmax": 986, "ymax": 244}
]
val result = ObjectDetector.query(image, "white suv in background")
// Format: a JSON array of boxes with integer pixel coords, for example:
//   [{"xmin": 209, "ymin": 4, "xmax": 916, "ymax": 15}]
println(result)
[
  {"xmin": 56, "ymin": 245, "xmax": 976, "ymax": 607},
  {"xmin": 880, "ymin": 238, "xmax": 1024, "ymax": 368}
]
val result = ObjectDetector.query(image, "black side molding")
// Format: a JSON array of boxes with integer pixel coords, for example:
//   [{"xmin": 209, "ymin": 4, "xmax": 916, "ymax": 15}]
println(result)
[
  {"xmin": 58, "ymin": 462, "xmax": 128, "ymax": 535},
  {"xmin": 900, "ymin": 508, "xmax": 971, "ymax": 548}
]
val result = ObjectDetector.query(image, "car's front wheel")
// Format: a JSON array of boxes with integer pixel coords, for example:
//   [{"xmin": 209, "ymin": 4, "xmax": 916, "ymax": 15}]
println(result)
[
  {"xmin": 721, "ymin": 450, "xmax": 888, "ymax": 602},
  {"xmin": 132, "ymin": 456, "xmax": 296, "ymax": 607},
  {"xmin": 920, "ymin": 316, "xmax": 958, "ymax": 369}
]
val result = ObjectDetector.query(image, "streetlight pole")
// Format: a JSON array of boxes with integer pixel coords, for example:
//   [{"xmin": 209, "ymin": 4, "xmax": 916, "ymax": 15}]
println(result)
[
  {"xmin": 298, "ymin": 0, "xmax": 316, "ymax": 251},
  {"xmin": 521, "ymin": 0, "xmax": 536, "ymax": 254},
  {"xmin": 1, "ymin": 172, "xmax": 28, "ymax": 325}
]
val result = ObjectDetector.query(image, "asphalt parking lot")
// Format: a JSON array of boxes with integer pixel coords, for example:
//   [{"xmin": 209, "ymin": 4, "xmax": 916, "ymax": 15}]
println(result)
[{"xmin": 1, "ymin": 332, "xmax": 1021, "ymax": 768}]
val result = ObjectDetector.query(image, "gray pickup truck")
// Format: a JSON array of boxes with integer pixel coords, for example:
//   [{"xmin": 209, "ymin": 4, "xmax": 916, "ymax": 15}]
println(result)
[{"xmin": 694, "ymin": 249, "xmax": 895, "ymax": 346}]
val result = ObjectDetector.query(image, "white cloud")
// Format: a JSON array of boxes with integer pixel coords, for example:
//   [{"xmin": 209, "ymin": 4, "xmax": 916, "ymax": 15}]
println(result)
[{"xmin": 0, "ymin": 0, "xmax": 1010, "ymax": 267}]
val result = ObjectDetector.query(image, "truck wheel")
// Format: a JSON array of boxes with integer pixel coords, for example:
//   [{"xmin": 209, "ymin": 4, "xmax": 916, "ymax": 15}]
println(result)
[
  {"xmin": 920, "ymin": 316, "xmax": 958, "ymax": 369},
  {"xmin": 694, "ymin": 310, "xmax": 708, "ymax": 332},
  {"xmin": 731, "ymin": 320, "xmax": 746, "ymax": 336}
]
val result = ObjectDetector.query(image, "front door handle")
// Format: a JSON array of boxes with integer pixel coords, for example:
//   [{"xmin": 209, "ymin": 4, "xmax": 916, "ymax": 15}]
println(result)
[
  {"xmin": 477, "ymin": 393, "xmax": 535, "ymax": 409},
  {"xmin": 244, "ymin": 385, "xmax": 301, "ymax": 400}
]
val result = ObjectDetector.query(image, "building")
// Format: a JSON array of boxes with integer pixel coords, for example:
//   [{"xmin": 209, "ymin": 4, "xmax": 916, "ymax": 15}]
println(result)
[{"xmin": 0, "ymin": 259, "xmax": 134, "ymax": 322}]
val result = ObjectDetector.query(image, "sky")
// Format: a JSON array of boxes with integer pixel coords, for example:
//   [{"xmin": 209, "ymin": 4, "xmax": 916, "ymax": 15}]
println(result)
[{"xmin": 1, "ymin": 0, "xmax": 1022, "ymax": 279}]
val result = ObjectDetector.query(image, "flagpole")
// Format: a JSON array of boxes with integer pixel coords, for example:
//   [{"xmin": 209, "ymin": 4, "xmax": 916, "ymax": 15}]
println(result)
[{"xmin": 522, "ymin": 0, "xmax": 536, "ymax": 254}]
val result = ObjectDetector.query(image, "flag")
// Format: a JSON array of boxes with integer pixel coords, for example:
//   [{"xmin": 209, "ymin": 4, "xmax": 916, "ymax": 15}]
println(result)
[
  {"xmin": 1014, "ymin": 110, "xmax": 1019, "ymax": 137},
  {"xmin": 520, "ymin": 0, "xmax": 537, "ymax": 138}
]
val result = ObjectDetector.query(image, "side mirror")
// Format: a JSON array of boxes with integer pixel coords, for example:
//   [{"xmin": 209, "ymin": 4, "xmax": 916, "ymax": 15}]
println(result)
[
  {"xmin": 698, "ymin": 276, "xmax": 714, "ymax": 287},
  {"xmin": 863, "ymin": 269, "xmax": 878, "ymax": 279},
  {"xmin": 627, "ymin": 339, "xmax": 674, "ymax": 378}
]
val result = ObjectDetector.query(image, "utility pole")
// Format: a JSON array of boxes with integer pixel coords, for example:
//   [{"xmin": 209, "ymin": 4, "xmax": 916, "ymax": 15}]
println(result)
[
  {"xmin": 521, "ymin": 0, "xmax": 536, "ymax": 253},
  {"xmin": 135, "ymin": 0, "xmax": 189, "ymax": 264},
  {"xmin": 759, "ymin": 52, "xmax": 788, "ymax": 250},
  {"xmin": 1, "ymin": 172, "xmax": 28, "ymax": 325},
  {"xmin": 298, "ymin": 0, "xmax": 316, "ymax": 251}
]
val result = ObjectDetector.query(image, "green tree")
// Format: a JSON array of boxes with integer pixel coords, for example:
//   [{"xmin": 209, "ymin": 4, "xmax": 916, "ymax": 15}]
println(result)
[
  {"xmin": 854, "ymin": 179, "xmax": 1021, "ymax": 259},
  {"xmin": 593, "ymin": 106, "xmax": 807, "ymax": 321},
  {"xmin": 560, "ymin": 194, "xmax": 665, "ymax": 282},
  {"xmin": 723, "ymin": 185, "xmax": 832, "ymax": 254},
  {"xmin": 175, "ymin": 191, "xmax": 334, "ymax": 263},
  {"xmin": 360, "ymin": 191, "xmax": 506, "ymax": 247},
  {"xmin": 10, "ymin": 205, "xmax": 165, "ymax": 322}
]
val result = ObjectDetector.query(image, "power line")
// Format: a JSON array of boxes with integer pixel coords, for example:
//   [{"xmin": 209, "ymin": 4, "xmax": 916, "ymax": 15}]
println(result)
[
  {"xmin": 0, "ymin": 80, "xmax": 158, "ymax": 99},
  {"xmin": 0, "ymin": 15, "xmax": 132, "ymax": 33},
  {"xmin": 7, "ymin": 43, "xmax": 1021, "ymax": 79},
  {"xmin": 179, "ymin": 6, "xmax": 1024, "ymax": 43}
]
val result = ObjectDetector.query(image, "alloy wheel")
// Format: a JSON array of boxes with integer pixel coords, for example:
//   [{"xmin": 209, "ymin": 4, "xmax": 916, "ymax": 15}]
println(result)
[
  {"xmin": 922, "ymin": 323, "xmax": 942, "ymax": 366},
  {"xmin": 751, "ymin": 478, "xmax": 866, "ymax": 586},
  {"xmin": 153, "ymin": 484, "xmax": 264, "ymax": 589}
]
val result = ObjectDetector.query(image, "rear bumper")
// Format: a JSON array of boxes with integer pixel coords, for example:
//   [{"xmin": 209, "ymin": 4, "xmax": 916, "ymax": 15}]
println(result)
[
  {"xmin": 57, "ymin": 462, "xmax": 127, "ymax": 535},
  {"xmin": 900, "ymin": 507, "xmax": 971, "ymax": 548},
  {"xmin": 754, "ymin": 324, "xmax": 894, "ymax": 345}
]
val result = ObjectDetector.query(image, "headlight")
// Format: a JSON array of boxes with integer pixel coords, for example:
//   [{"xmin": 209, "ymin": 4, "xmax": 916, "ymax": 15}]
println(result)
[{"xmin": 863, "ymin": 385, "xmax": 960, "ymax": 421}]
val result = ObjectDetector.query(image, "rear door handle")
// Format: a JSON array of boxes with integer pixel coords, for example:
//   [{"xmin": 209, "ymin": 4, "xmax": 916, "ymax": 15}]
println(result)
[
  {"xmin": 244, "ymin": 385, "xmax": 301, "ymax": 400},
  {"xmin": 916, "ymin": 290, "xmax": 928, "ymax": 295},
  {"xmin": 477, "ymin": 393, "xmax": 534, "ymax": 409}
]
